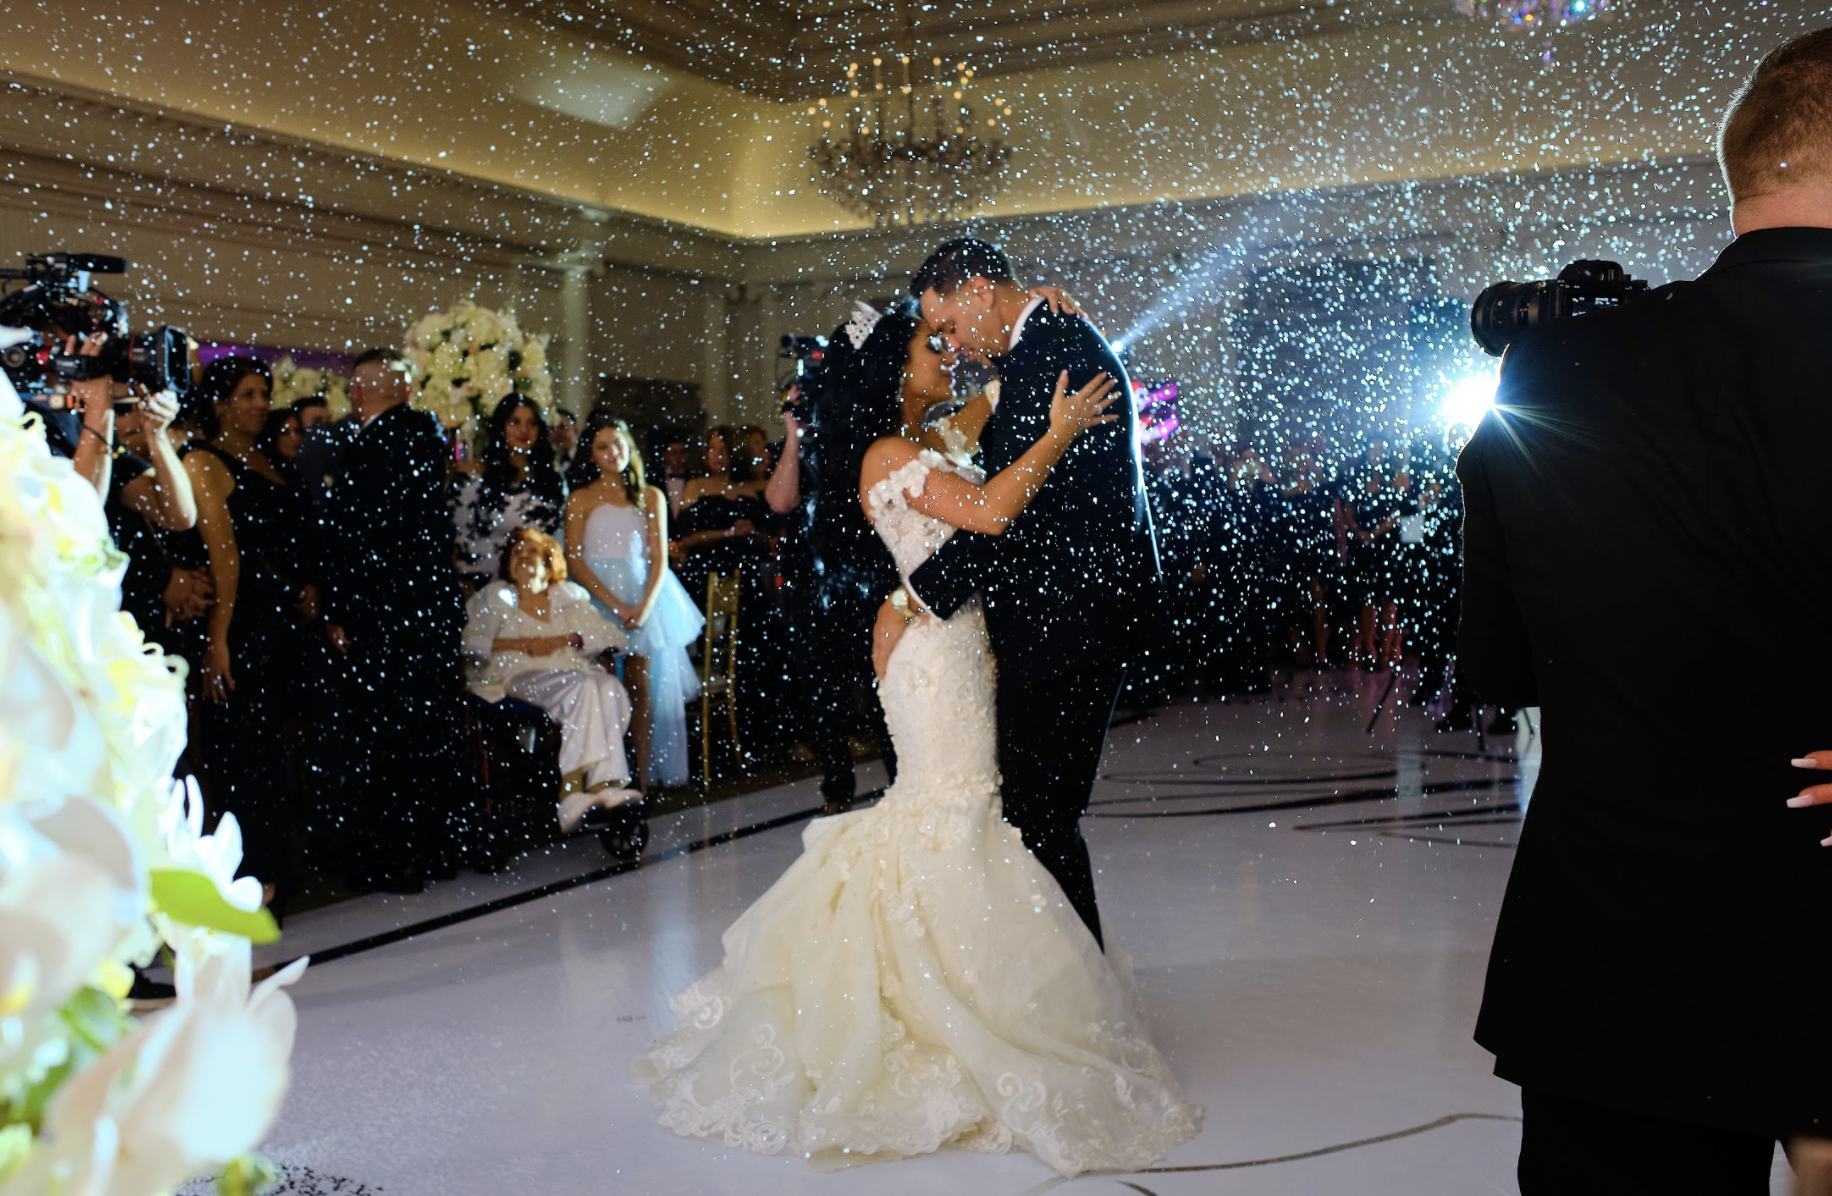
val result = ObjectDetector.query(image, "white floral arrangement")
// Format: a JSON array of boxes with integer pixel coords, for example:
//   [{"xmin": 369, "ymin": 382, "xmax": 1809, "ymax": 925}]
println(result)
[
  {"xmin": 270, "ymin": 356, "xmax": 350, "ymax": 422},
  {"xmin": 0, "ymin": 368, "xmax": 303, "ymax": 1196},
  {"xmin": 404, "ymin": 300, "xmax": 553, "ymax": 436}
]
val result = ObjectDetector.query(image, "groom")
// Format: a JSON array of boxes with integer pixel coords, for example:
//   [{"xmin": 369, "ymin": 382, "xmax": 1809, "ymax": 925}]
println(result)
[{"xmin": 908, "ymin": 238, "xmax": 1160, "ymax": 948}]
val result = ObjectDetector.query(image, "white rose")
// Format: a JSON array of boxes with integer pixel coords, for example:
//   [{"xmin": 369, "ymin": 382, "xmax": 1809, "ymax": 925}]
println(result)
[
  {"xmin": 429, "ymin": 342, "xmax": 465, "ymax": 380},
  {"xmin": 468, "ymin": 347, "xmax": 512, "ymax": 401},
  {"xmin": 466, "ymin": 308, "xmax": 504, "ymax": 346}
]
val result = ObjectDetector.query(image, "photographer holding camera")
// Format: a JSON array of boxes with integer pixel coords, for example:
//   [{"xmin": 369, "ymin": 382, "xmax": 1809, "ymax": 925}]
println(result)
[
  {"xmin": 1458, "ymin": 28, "xmax": 1832, "ymax": 1193},
  {"xmin": 2, "ymin": 281, "xmax": 204, "ymax": 649},
  {"xmin": 766, "ymin": 355, "xmax": 899, "ymax": 814}
]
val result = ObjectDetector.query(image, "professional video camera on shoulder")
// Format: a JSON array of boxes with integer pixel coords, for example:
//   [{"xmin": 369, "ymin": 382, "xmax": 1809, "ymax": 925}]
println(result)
[
  {"xmin": 0, "ymin": 252, "xmax": 192, "ymax": 409},
  {"xmin": 777, "ymin": 333, "xmax": 828, "ymax": 420},
  {"xmin": 1470, "ymin": 259, "xmax": 1651, "ymax": 357}
]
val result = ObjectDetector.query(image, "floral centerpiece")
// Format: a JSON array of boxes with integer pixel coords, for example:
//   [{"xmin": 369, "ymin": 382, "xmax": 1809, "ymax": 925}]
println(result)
[
  {"xmin": 270, "ymin": 356, "xmax": 350, "ymax": 421},
  {"xmin": 0, "ymin": 366, "xmax": 303, "ymax": 1196},
  {"xmin": 403, "ymin": 301, "xmax": 553, "ymax": 439}
]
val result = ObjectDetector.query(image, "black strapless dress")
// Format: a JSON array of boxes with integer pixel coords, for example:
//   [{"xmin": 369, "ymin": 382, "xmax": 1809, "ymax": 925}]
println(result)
[
  {"xmin": 189, "ymin": 444, "xmax": 309, "ymax": 892},
  {"xmin": 671, "ymin": 491, "xmax": 772, "ymax": 598}
]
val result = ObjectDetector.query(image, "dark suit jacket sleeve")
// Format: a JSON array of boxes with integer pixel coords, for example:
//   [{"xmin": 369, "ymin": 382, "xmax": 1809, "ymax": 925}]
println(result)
[
  {"xmin": 906, "ymin": 521, "xmax": 996, "ymax": 618},
  {"xmin": 1455, "ymin": 422, "xmax": 1538, "ymax": 707}
]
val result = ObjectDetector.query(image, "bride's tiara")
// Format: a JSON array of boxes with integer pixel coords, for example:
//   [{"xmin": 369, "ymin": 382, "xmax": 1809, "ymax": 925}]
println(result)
[{"xmin": 842, "ymin": 301, "xmax": 882, "ymax": 350}]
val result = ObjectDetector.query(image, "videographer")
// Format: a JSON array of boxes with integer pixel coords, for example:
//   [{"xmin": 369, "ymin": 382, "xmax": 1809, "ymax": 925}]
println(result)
[
  {"xmin": 766, "ymin": 369, "xmax": 897, "ymax": 814},
  {"xmin": 45, "ymin": 330, "xmax": 207, "ymax": 643},
  {"xmin": 1457, "ymin": 27, "xmax": 1832, "ymax": 1193}
]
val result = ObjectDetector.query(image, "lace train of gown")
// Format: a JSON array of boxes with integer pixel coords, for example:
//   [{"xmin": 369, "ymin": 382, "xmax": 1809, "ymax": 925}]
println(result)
[{"xmin": 631, "ymin": 450, "xmax": 1200, "ymax": 1176}]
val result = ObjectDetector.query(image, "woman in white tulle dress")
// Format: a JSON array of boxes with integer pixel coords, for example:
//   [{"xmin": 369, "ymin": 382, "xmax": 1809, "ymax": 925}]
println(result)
[
  {"xmin": 564, "ymin": 415, "xmax": 703, "ymax": 791},
  {"xmin": 632, "ymin": 304, "xmax": 1201, "ymax": 1176}
]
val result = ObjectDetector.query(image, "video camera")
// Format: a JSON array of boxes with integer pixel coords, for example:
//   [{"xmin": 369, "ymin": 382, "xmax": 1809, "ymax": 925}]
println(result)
[
  {"xmin": 777, "ymin": 334, "xmax": 827, "ymax": 418},
  {"xmin": 1470, "ymin": 260, "xmax": 1650, "ymax": 357},
  {"xmin": 0, "ymin": 252, "xmax": 191, "ymax": 408}
]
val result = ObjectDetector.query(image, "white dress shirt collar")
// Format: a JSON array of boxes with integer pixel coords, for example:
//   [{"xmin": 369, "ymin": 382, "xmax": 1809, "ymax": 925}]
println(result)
[{"xmin": 1007, "ymin": 294, "xmax": 1047, "ymax": 352}]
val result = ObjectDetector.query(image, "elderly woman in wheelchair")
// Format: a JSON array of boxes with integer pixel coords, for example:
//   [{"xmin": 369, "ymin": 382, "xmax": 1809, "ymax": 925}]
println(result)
[{"xmin": 463, "ymin": 528, "xmax": 646, "ymax": 856}]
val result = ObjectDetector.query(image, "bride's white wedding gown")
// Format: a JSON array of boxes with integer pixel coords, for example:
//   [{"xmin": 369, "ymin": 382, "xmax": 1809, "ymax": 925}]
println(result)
[{"xmin": 632, "ymin": 449, "xmax": 1200, "ymax": 1175}]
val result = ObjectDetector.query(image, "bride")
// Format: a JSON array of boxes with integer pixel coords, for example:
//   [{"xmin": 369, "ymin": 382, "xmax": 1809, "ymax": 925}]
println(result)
[{"xmin": 632, "ymin": 300, "xmax": 1201, "ymax": 1176}]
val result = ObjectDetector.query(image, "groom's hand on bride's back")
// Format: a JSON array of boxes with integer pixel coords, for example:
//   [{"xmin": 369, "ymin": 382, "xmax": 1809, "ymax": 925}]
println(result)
[{"xmin": 1786, "ymin": 751, "xmax": 1832, "ymax": 842}]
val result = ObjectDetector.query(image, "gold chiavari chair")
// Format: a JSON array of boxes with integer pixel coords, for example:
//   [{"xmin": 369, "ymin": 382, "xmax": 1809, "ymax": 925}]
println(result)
[{"xmin": 696, "ymin": 571, "xmax": 743, "ymax": 789}]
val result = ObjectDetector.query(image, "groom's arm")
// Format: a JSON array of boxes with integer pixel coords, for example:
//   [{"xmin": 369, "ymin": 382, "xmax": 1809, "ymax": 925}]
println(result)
[{"xmin": 906, "ymin": 526, "xmax": 995, "ymax": 619}]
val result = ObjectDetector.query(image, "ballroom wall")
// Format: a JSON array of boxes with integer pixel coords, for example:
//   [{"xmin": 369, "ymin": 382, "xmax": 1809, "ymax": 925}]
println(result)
[
  {"xmin": 722, "ymin": 152, "xmax": 1733, "ymax": 445},
  {"xmin": 0, "ymin": 104, "xmax": 1739, "ymax": 438}
]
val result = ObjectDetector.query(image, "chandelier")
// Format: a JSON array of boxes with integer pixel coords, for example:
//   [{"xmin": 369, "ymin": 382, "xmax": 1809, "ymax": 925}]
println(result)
[
  {"xmin": 806, "ymin": 47, "xmax": 1013, "ymax": 228},
  {"xmin": 1454, "ymin": 0, "xmax": 1611, "ymax": 27}
]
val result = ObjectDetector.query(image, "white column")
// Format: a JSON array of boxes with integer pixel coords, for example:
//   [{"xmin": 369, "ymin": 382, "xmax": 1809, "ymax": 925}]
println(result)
[
  {"xmin": 557, "ymin": 266, "xmax": 592, "ymax": 416},
  {"xmin": 698, "ymin": 283, "xmax": 734, "ymax": 422}
]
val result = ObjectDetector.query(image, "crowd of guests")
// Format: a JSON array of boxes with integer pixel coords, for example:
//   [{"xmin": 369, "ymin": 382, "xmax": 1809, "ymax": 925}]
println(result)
[
  {"xmin": 86, "ymin": 346, "xmax": 864, "ymax": 908},
  {"xmin": 1141, "ymin": 432, "xmax": 1473, "ymax": 722},
  {"xmin": 81, "ymin": 335, "xmax": 1482, "ymax": 912}
]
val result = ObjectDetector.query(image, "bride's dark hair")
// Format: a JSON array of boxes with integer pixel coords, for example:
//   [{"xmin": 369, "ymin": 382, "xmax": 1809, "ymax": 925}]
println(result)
[{"xmin": 820, "ymin": 297, "xmax": 921, "ymax": 508}]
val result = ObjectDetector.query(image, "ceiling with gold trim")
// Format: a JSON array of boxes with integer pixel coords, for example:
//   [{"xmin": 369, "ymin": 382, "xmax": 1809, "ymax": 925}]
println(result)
[
  {"xmin": 0, "ymin": 0, "xmax": 1814, "ymax": 241},
  {"xmin": 483, "ymin": 0, "xmax": 1448, "ymax": 100}
]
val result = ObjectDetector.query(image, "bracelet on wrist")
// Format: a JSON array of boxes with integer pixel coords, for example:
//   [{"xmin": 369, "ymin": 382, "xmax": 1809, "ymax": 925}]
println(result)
[{"xmin": 889, "ymin": 586, "xmax": 917, "ymax": 624}]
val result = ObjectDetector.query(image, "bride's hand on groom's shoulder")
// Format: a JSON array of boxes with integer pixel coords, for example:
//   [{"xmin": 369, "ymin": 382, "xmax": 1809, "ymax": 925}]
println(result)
[
  {"xmin": 1048, "ymin": 371, "xmax": 1120, "ymax": 438},
  {"xmin": 1786, "ymin": 751, "xmax": 1832, "ymax": 843},
  {"xmin": 1030, "ymin": 286, "xmax": 1083, "ymax": 317}
]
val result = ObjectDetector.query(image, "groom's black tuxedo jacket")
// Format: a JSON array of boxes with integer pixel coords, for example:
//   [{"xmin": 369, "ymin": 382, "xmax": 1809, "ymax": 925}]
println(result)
[
  {"xmin": 909, "ymin": 305, "xmax": 1161, "ymax": 680},
  {"xmin": 1458, "ymin": 227, "xmax": 1832, "ymax": 1137}
]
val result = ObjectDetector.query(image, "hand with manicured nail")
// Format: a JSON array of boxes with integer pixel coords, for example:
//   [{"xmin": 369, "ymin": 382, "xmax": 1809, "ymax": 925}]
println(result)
[{"xmin": 1786, "ymin": 751, "xmax": 1832, "ymax": 845}]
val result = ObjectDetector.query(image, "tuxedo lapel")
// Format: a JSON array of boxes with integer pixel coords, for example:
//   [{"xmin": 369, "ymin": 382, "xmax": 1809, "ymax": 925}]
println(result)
[{"xmin": 982, "ymin": 336, "xmax": 1053, "ymax": 473}]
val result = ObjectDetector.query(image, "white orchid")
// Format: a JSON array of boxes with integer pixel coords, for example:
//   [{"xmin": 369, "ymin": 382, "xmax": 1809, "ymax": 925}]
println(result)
[
  {"xmin": 7, "ymin": 953, "xmax": 305, "ymax": 1196},
  {"xmin": 0, "ymin": 798, "xmax": 144, "ymax": 1022},
  {"xmin": 155, "ymin": 779, "xmax": 263, "ymax": 974},
  {"xmin": 0, "ymin": 373, "xmax": 302, "ymax": 1196}
]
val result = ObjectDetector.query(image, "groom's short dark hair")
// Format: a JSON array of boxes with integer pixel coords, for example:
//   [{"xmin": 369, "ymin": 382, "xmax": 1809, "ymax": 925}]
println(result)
[{"xmin": 910, "ymin": 238, "xmax": 1015, "ymax": 298}]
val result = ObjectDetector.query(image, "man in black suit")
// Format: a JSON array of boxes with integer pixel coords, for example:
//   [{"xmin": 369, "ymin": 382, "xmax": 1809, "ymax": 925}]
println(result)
[
  {"xmin": 1458, "ymin": 29, "xmax": 1832, "ymax": 1193},
  {"xmin": 911, "ymin": 238, "xmax": 1159, "ymax": 947},
  {"xmin": 322, "ymin": 348, "xmax": 465, "ymax": 892},
  {"xmin": 297, "ymin": 409, "xmax": 358, "ymax": 517}
]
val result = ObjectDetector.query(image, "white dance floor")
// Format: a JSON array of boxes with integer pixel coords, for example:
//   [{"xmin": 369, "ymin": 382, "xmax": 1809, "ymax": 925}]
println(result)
[{"xmin": 247, "ymin": 679, "xmax": 1791, "ymax": 1195}]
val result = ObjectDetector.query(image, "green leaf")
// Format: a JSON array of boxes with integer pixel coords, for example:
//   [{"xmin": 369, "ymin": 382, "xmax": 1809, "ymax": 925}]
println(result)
[
  {"xmin": 0, "ymin": 1123, "xmax": 33, "ymax": 1186},
  {"xmin": 218, "ymin": 1153, "xmax": 279, "ymax": 1196},
  {"xmin": 149, "ymin": 870, "xmax": 280, "ymax": 944},
  {"xmin": 57, "ymin": 986, "xmax": 130, "ymax": 1054}
]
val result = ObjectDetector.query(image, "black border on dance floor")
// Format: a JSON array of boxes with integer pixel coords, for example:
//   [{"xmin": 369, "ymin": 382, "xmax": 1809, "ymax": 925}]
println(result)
[
  {"xmin": 274, "ymin": 795, "xmax": 850, "ymax": 972},
  {"xmin": 284, "ymin": 755, "xmax": 1528, "ymax": 970}
]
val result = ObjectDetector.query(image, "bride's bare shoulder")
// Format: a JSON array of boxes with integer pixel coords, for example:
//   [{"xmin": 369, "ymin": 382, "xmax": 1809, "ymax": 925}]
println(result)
[{"xmin": 859, "ymin": 435, "xmax": 921, "ymax": 486}]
